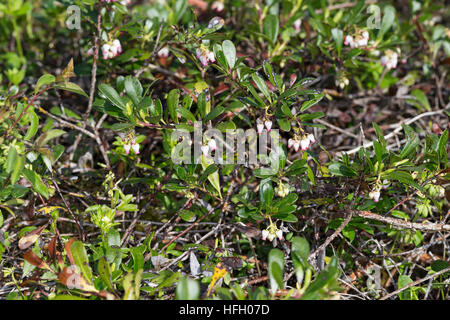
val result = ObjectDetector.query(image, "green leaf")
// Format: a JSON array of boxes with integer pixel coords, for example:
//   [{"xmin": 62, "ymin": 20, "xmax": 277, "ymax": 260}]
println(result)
[
  {"xmin": 205, "ymin": 106, "xmax": 224, "ymax": 121},
  {"xmin": 431, "ymin": 260, "xmax": 450, "ymax": 277},
  {"xmin": 35, "ymin": 129, "xmax": 66, "ymax": 147},
  {"xmin": 24, "ymin": 108, "xmax": 39, "ymax": 141},
  {"xmin": 331, "ymin": 28, "xmax": 343, "ymax": 57},
  {"xmin": 268, "ymin": 249, "xmax": 284, "ymax": 293},
  {"xmin": 300, "ymin": 92, "xmax": 324, "ymax": 112},
  {"xmin": 167, "ymin": 89, "xmax": 180, "ymax": 124},
  {"xmin": 6, "ymin": 146, "xmax": 18, "ymax": 174},
  {"xmin": 99, "ymin": 84, "xmax": 125, "ymax": 109},
  {"xmin": 410, "ymin": 89, "xmax": 430, "ymax": 111},
  {"xmin": 11, "ymin": 155, "xmax": 25, "ymax": 185},
  {"xmin": 398, "ymin": 275, "xmax": 414, "ymax": 300},
  {"xmin": 291, "ymin": 236, "xmax": 310, "ymax": 262},
  {"xmin": 379, "ymin": 5, "xmax": 396, "ymax": 39},
  {"xmin": 384, "ymin": 171, "xmax": 420, "ymax": 189},
  {"xmin": 263, "ymin": 61, "xmax": 277, "ymax": 88},
  {"xmin": 130, "ymin": 246, "xmax": 145, "ymax": 274},
  {"xmin": 372, "ymin": 122, "xmax": 386, "ymax": 149},
  {"xmin": 251, "ymin": 73, "xmax": 271, "ymax": 103},
  {"xmin": 98, "ymin": 256, "xmax": 115, "ymax": 291},
  {"xmin": 176, "ymin": 107, "xmax": 196, "ymax": 122},
  {"xmin": 263, "ymin": 14, "xmax": 279, "ymax": 45},
  {"xmin": 22, "ymin": 169, "xmax": 49, "ymax": 199},
  {"xmin": 222, "ymin": 40, "xmax": 236, "ymax": 69},
  {"xmin": 176, "ymin": 276, "xmax": 199, "ymax": 300},
  {"xmin": 259, "ymin": 179, "xmax": 274, "ymax": 208},
  {"xmin": 124, "ymin": 76, "xmax": 142, "ymax": 107},
  {"xmin": 70, "ymin": 240, "xmax": 94, "ymax": 284},
  {"xmin": 438, "ymin": 130, "xmax": 448, "ymax": 159},
  {"xmin": 35, "ymin": 74, "xmax": 55, "ymax": 93},
  {"xmin": 199, "ymin": 164, "xmax": 219, "ymax": 184},
  {"xmin": 201, "ymin": 155, "xmax": 222, "ymax": 198},
  {"xmin": 54, "ymin": 82, "xmax": 88, "ymax": 98},
  {"xmin": 328, "ymin": 162, "xmax": 358, "ymax": 177}
]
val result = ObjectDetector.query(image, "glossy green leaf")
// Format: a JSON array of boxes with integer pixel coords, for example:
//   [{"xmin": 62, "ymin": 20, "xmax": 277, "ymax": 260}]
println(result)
[
  {"xmin": 70, "ymin": 240, "xmax": 94, "ymax": 284},
  {"xmin": 54, "ymin": 82, "xmax": 88, "ymax": 98},
  {"xmin": 167, "ymin": 89, "xmax": 180, "ymax": 124},
  {"xmin": 23, "ymin": 168, "xmax": 49, "ymax": 199},
  {"xmin": 222, "ymin": 40, "xmax": 236, "ymax": 69},
  {"xmin": 268, "ymin": 249, "xmax": 284, "ymax": 293},
  {"xmin": 99, "ymin": 84, "xmax": 125, "ymax": 109},
  {"xmin": 35, "ymin": 74, "xmax": 55, "ymax": 93}
]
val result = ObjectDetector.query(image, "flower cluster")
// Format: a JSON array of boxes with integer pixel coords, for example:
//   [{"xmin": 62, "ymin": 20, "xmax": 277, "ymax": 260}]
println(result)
[
  {"xmin": 275, "ymin": 182, "xmax": 290, "ymax": 198},
  {"xmin": 196, "ymin": 46, "xmax": 215, "ymax": 67},
  {"xmin": 344, "ymin": 30, "xmax": 369, "ymax": 48},
  {"xmin": 288, "ymin": 133, "xmax": 315, "ymax": 152},
  {"xmin": 256, "ymin": 118, "xmax": 272, "ymax": 134},
  {"xmin": 119, "ymin": 132, "xmax": 140, "ymax": 155},
  {"xmin": 380, "ymin": 49, "xmax": 399, "ymax": 70},
  {"xmin": 102, "ymin": 39, "xmax": 122, "ymax": 60},
  {"xmin": 261, "ymin": 222, "xmax": 283, "ymax": 242}
]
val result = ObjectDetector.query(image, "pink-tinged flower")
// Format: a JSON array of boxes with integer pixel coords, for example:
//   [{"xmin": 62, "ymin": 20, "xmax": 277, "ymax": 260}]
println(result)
[
  {"xmin": 131, "ymin": 141, "xmax": 140, "ymax": 154},
  {"xmin": 102, "ymin": 39, "xmax": 122, "ymax": 60},
  {"xmin": 291, "ymin": 107, "xmax": 297, "ymax": 116},
  {"xmin": 208, "ymin": 139, "xmax": 217, "ymax": 151},
  {"xmin": 293, "ymin": 140, "xmax": 300, "ymax": 152},
  {"xmin": 261, "ymin": 230, "xmax": 269, "ymax": 241},
  {"xmin": 357, "ymin": 31, "xmax": 369, "ymax": 47},
  {"xmin": 369, "ymin": 190, "xmax": 381, "ymax": 202},
  {"xmin": 196, "ymin": 47, "xmax": 215, "ymax": 67},
  {"xmin": 102, "ymin": 40, "xmax": 122, "ymax": 60},
  {"xmin": 120, "ymin": 0, "xmax": 131, "ymax": 5},
  {"xmin": 344, "ymin": 35, "xmax": 354, "ymax": 48},
  {"xmin": 293, "ymin": 19, "xmax": 302, "ymax": 33},
  {"xmin": 212, "ymin": 1, "xmax": 224, "ymax": 12},
  {"xmin": 102, "ymin": 44, "xmax": 111, "ymax": 59},
  {"xmin": 288, "ymin": 138, "xmax": 295, "ymax": 149},
  {"xmin": 380, "ymin": 49, "xmax": 399, "ymax": 69},
  {"xmin": 201, "ymin": 145, "xmax": 209, "ymax": 156},
  {"xmin": 207, "ymin": 50, "xmax": 215, "ymax": 63},
  {"xmin": 300, "ymin": 138, "xmax": 310, "ymax": 151},
  {"xmin": 264, "ymin": 120, "xmax": 272, "ymax": 132},
  {"xmin": 256, "ymin": 119, "xmax": 264, "ymax": 135},
  {"xmin": 113, "ymin": 39, "xmax": 122, "ymax": 54},
  {"xmin": 276, "ymin": 229, "xmax": 283, "ymax": 241},
  {"xmin": 123, "ymin": 143, "xmax": 131, "ymax": 154},
  {"xmin": 158, "ymin": 47, "xmax": 169, "ymax": 58},
  {"xmin": 307, "ymin": 133, "xmax": 316, "ymax": 144}
]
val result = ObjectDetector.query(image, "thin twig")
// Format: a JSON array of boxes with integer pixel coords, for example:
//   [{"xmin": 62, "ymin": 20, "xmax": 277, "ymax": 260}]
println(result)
[{"xmin": 380, "ymin": 266, "xmax": 450, "ymax": 300}]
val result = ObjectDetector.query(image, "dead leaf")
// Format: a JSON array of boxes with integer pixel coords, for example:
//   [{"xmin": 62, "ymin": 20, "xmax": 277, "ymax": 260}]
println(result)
[
  {"xmin": 58, "ymin": 266, "xmax": 98, "ymax": 293},
  {"xmin": 19, "ymin": 224, "xmax": 48, "ymax": 250},
  {"xmin": 65, "ymin": 238, "xmax": 76, "ymax": 265},
  {"xmin": 24, "ymin": 250, "xmax": 54, "ymax": 273}
]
